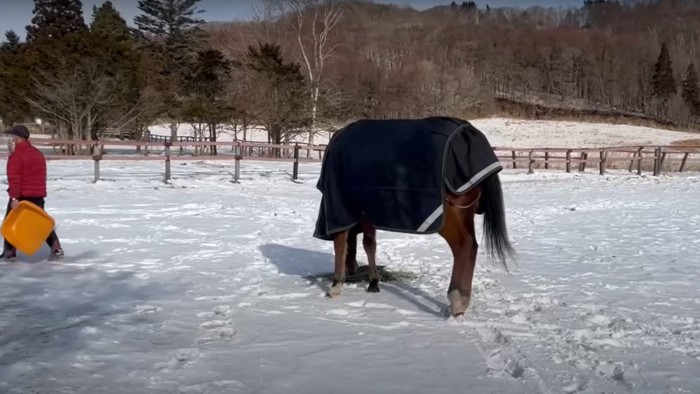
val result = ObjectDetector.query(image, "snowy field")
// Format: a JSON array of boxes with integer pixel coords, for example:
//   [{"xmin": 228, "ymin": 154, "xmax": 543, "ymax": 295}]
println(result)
[
  {"xmin": 0, "ymin": 158, "xmax": 699, "ymax": 393},
  {"xmin": 146, "ymin": 117, "xmax": 700, "ymax": 148}
]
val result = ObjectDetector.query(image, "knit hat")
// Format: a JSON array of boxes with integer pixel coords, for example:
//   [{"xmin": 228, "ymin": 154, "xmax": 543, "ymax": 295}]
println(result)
[{"xmin": 3, "ymin": 125, "xmax": 30, "ymax": 139}]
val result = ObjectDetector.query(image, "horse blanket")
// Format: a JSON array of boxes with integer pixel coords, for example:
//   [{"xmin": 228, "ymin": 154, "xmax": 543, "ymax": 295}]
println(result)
[{"xmin": 313, "ymin": 116, "xmax": 502, "ymax": 240}]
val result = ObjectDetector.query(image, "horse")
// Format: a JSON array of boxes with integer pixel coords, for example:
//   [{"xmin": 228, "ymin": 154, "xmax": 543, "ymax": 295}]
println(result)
[{"xmin": 313, "ymin": 116, "xmax": 514, "ymax": 317}]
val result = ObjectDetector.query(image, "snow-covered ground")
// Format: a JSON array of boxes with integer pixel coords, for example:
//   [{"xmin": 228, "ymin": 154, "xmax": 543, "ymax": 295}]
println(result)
[
  {"xmin": 469, "ymin": 118, "xmax": 699, "ymax": 148},
  {"xmin": 0, "ymin": 159, "xmax": 698, "ymax": 393},
  {"xmin": 146, "ymin": 117, "xmax": 700, "ymax": 148}
]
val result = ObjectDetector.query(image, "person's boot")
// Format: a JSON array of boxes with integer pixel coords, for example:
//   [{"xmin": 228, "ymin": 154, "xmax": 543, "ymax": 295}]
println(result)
[
  {"xmin": 1, "ymin": 249, "xmax": 16, "ymax": 262},
  {"xmin": 50, "ymin": 240, "xmax": 64, "ymax": 261}
]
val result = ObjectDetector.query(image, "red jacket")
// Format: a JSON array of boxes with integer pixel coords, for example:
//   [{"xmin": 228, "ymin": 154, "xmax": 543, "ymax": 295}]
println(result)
[{"xmin": 6, "ymin": 140, "xmax": 47, "ymax": 199}]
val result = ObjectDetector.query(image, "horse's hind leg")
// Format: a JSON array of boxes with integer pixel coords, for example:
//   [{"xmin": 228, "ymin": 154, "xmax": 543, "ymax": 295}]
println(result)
[
  {"xmin": 346, "ymin": 224, "xmax": 360, "ymax": 276},
  {"xmin": 328, "ymin": 231, "xmax": 349, "ymax": 298},
  {"xmin": 361, "ymin": 220, "xmax": 379, "ymax": 293}
]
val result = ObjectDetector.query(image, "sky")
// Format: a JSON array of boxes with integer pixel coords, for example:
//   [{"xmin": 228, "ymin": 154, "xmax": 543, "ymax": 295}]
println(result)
[{"xmin": 0, "ymin": 0, "xmax": 584, "ymax": 41}]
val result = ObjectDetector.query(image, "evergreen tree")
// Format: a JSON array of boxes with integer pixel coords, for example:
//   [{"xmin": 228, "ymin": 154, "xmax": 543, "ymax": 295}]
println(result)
[
  {"xmin": 651, "ymin": 43, "xmax": 677, "ymax": 100},
  {"xmin": 89, "ymin": 1, "xmax": 139, "ymax": 75},
  {"xmin": 183, "ymin": 49, "xmax": 231, "ymax": 103},
  {"xmin": 134, "ymin": 0, "xmax": 204, "ymax": 67},
  {"xmin": 133, "ymin": 0, "xmax": 206, "ymax": 137},
  {"xmin": 0, "ymin": 31, "xmax": 31, "ymax": 125},
  {"xmin": 26, "ymin": 0, "xmax": 87, "ymax": 42},
  {"xmin": 88, "ymin": 1, "xmax": 142, "ymax": 138},
  {"xmin": 241, "ymin": 43, "xmax": 310, "ymax": 148},
  {"xmin": 91, "ymin": 1, "xmax": 131, "ymax": 41},
  {"xmin": 681, "ymin": 62, "xmax": 700, "ymax": 117},
  {"xmin": 181, "ymin": 49, "xmax": 233, "ymax": 154},
  {"xmin": 0, "ymin": 31, "xmax": 21, "ymax": 53}
]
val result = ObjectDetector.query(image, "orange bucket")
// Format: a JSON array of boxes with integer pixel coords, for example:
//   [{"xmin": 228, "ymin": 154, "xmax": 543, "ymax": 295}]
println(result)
[{"xmin": 1, "ymin": 200, "xmax": 56, "ymax": 256}]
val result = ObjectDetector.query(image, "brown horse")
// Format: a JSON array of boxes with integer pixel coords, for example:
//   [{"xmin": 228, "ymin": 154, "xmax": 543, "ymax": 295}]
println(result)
[
  {"xmin": 314, "ymin": 117, "xmax": 514, "ymax": 318},
  {"xmin": 327, "ymin": 173, "xmax": 512, "ymax": 317}
]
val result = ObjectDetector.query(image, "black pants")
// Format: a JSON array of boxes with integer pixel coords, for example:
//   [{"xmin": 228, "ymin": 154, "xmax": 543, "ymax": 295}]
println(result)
[{"xmin": 3, "ymin": 197, "xmax": 60, "ymax": 254}]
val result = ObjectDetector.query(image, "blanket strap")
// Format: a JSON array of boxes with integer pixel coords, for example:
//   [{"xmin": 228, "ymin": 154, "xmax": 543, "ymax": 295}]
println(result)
[{"xmin": 446, "ymin": 190, "xmax": 481, "ymax": 210}]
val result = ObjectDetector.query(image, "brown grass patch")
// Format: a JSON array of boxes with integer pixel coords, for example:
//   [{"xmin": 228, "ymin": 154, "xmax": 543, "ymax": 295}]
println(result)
[{"xmin": 670, "ymin": 139, "xmax": 700, "ymax": 146}]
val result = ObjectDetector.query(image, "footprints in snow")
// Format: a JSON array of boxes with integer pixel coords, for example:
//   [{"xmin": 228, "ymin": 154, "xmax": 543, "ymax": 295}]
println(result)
[
  {"xmin": 196, "ymin": 305, "xmax": 237, "ymax": 344},
  {"xmin": 323, "ymin": 300, "xmax": 419, "ymax": 320}
]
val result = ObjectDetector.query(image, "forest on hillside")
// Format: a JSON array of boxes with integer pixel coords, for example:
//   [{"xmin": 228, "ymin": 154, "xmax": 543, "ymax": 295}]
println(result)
[{"xmin": 1, "ymin": 0, "xmax": 699, "ymax": 150}]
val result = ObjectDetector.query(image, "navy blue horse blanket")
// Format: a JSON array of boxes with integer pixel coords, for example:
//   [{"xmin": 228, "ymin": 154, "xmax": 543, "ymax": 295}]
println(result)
[{"xmin": 313, "ymin": 116, "xmax": 502, "ymax": 240}]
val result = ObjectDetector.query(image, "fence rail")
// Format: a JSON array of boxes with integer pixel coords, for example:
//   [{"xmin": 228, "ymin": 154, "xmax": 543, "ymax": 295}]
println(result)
[{"xmin": 1, "ymin": 139, "xmax": 699, "ymax": 183}]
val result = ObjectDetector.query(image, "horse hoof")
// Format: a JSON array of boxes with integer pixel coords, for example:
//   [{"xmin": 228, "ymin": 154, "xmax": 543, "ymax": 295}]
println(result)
[
  {"xmin": 447, "ymin": 289, "xmax": 470, "ymax": 317},
  {"xmin": 366, "ymin": 279, "xmax": 380, "ymax": 293},
  {"xmin": 328, "ymin": 284, "xmax": 343, "ymax": 298}
]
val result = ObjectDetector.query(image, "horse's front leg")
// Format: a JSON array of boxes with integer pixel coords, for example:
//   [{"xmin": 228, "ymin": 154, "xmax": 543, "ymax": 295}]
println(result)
[
  {"xmin": 451, "ymin": 209, "xmax": 478, "ymax": 317},
  {"xmin": 446, "ymin": 240, "xmax": 471, "ymax": 317},
  {"xmin": 328, "ymin": 231, "xmax": 348, "ymax": 298},
  {"xmin": 448, "ymin": 238, "xmax": 477, "ymax": 317},
  {"xmin": 441, "ymin": 192, "xmax": 479, "ymax": 317}
]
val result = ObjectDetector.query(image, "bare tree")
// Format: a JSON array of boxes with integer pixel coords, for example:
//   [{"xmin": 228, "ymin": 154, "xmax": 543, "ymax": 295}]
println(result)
[
  {"xmin": 261, "ymin": 0, "xmax": 343, "ymax": 152},
  {"xmin": 24, "ymin": 60, "xmax": 160, "ymax": 153}
]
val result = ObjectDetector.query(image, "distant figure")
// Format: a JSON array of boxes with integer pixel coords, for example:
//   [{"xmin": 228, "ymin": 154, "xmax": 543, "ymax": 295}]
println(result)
[{"xmin": 2, "ymin": 125, "xmax": 64, "ymax": 262}]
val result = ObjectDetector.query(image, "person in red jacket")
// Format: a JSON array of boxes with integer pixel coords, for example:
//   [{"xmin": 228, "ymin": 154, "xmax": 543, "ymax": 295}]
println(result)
[{"xmin": 2, "ymin": 125, "xmax": 63, "ymax": 261}]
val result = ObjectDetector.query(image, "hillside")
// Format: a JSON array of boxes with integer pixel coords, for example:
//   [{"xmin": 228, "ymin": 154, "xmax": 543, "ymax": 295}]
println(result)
[
  {"xmin": 206, "ymin": 0, "xmax": 700, "ymax": 130},
  {"xmin": 3, "ymin": 0, "xmax": 700, "ymax": 145}
]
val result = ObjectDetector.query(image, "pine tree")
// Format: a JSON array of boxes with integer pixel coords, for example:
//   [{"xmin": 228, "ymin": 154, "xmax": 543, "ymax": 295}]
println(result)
[
  {"xmin": 184, "ymin": 49, "xmax": 231, "ymax": 102},
  {"xmin": 88, "ymin": 1, "xmax": 142, "ymax": 138},
  {"xmin": 0, "ymin": 31, "xmax": 21, "ymax": 53},
  {"xmin": 651, "ymin": 43, "xmax": 677, "ymax": 100},
  {"xmin": 133, "ymin": 0, "xmax": 206, "ymax": 135},
  {"xmin": 134, "ymin": 0, "xmax": 205, "ymax": 65},
  {"xmin": 181, "ymin": 49, "xmax": 233, "ymax": 154},
  {"xmin": 26, "ymin": 0, "xmax": 87, "ymax": 42},
  {"xmin": 89, "ymin": 1, "xmax": 138, "ymax": 68},
  {"xmin": 242, "ymin": 43, "xmax": 310, "ymax": 147},
  {"xmin": 0, "ymin": 31, "xmax": 30, "ymax": 125},
  {"xmin": 91, "ymin": 1, "xmax": 131, "ymax": 41},
  {"xmin": 681, "ymin": 63, "xmax": 700, "ymax": 117}
]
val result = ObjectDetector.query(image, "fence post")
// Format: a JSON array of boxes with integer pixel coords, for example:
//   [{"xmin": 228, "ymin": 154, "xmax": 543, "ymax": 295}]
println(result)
[
  {"xmin": 599, "ymin": 149, "xmax": 607, "ymax": 175},
  {"xmin": 544, "ymin": 150, "xmax": 549, "ymax": 170},
  {"xmin": 164, "ymin": 141, "xmax": 172, "ymax": 183},
  {"xmin": 628, "ymin": 150, "xmax": 636, "ymax": 172},
  {"xmin": 637, "ymin": 147, "xmax": 643, "ymax": 175},
  {"xmin": 528, "ymin": 150, "xmax": 534, "ymax": 174},
  {"xmin": 653, "ymin": 146, "xmax": 661, "ymax": 176},
  {"xmin": 292, "ymin": 142, "xmax": 300, "ymax": 180},
  {"xmin": 233, "ymin": 142, "xmax": 241, "ymax": 183},
  {"xmin": 659, "ymin": 151, "xmax": 667, "ymax": 172},
  {"xmin": 512, "ymin": 151, "xmax": 517, "ymax": 169},
  {"xmin": 92, "ymin": 154, "xmax": 101, "ymax": 183},
  {"xmin": 566, "ymin": 150, "xmax": 571, "ymax": 173},
  {"xmin": 679, "ymin": 152, "xmax": 689, "ymax": 172}
]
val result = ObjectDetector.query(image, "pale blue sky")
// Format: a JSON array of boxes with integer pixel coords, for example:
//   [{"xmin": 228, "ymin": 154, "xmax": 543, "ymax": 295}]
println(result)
[{"xmin": 0, "ymin": 0, "xmax": 583, "ymax": 41}]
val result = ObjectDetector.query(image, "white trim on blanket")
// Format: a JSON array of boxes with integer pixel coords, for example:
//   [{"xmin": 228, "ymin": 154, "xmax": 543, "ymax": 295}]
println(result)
[
  {"xmin": 417, "ymin": 205, "xmax": 444, "ymax": 233},
  {"xmin": 456, "ymin": 162, "xmax": 503, "ymax": 193},
  {"xmin": 416, "ymin": 161, "xmax": 503, "ymax": 233}
]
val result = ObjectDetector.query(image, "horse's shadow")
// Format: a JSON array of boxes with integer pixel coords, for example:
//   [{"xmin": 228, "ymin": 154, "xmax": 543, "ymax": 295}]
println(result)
[{"xmin": 258, "ymin": 243, "xmax": 448, "ymax": 317}]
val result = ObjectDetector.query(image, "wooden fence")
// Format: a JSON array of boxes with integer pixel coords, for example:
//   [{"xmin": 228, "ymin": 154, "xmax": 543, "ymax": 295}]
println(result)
[
  {"xmin": 1, "ymin": 139, "xmax": 699, "ymax": 183},
  {"xmin": 495, "ymin": 145, "xmax": 700, "ymax": 175}
]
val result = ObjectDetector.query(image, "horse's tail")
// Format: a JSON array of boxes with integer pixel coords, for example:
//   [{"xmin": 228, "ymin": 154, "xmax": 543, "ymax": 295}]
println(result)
[{"xmin": 480, "ymin": 172, "xmax": 515, "ymax": 271}]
